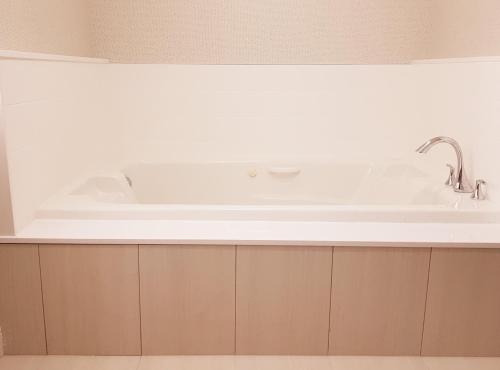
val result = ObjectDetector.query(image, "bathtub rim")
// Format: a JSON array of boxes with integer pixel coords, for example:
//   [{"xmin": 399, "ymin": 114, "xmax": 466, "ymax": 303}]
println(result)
[{"xmin": 1, "ymin": 218, "xmax": 500, "ymax": 248}]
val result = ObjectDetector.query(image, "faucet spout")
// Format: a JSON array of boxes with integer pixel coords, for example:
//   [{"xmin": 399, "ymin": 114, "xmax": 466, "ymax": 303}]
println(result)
[{"xmin": 416, "ymin": 136, "xmax": 473, "ymax": 193}]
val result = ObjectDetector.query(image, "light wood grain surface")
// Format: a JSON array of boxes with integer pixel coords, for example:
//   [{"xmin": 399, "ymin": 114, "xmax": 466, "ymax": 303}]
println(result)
[
  {"xmin": 139, "ymin": 245, "xmax": 235, "ymax": 354},
  {"xmin": 4, "ymin": 242, "xmax": 500, "ymax": 357},
  {"xmin": 330, "ymin": 247, "xmax": 431, "ymax": 355},
  {"xmin": 422, "ymin": 248, "xmax": 500, "ymax": 356},
  {"xmin": 0, "ymin": 244, "xmax": 46, "ymax": 354},
  {"xmin": 236, "ymin": 245, "xmax": 332, "ymax": 355},
  {"xmin": 39, "ymin": 244, "xmax": 141, "ymax": 355}
]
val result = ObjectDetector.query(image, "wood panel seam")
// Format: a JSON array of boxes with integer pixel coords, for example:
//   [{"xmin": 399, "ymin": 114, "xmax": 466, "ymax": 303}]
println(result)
[
  {"xmin": 137, "ymin": 245, "xmax": 142, "ymax": 355},
  {"xmin": 234, "ymin": 245, "xmax": 237, "ymax": 355},
  {"xmin": 37, "ymin": 244, "xmax": 48, "ymax": 355},
  {"xmin": 327, "ymin": 246, "xmax": 335, "ymax": 354},
  {"xmin": 329, "ymin": 247, "xmax": 339, "ymax": 355},
  {"xmin": 419, "ymin": 247, "xmax": 433, "ymax": 356}
]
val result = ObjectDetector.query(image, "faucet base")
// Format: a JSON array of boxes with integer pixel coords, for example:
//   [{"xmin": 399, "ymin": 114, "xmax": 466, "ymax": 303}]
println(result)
[{"xmin": 454, "ymin": 181, "xmax": 474, "ymax": 193}]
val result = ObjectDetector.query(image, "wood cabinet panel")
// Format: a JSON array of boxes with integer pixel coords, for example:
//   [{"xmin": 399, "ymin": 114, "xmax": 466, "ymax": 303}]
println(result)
[
  {"xmin": 0, "ymin": 244, "xmax": 46, "ymax": 354},
  {"xmin": 422, "ymin": 248, "xmax": 500, "ymax": 356},
  {"xmin": 236, "ymin": 246, "xmax": 332, "ymax": 355},
  {"xmin": 139, "ymin": 245, "xmax": 235, "ymax": 354},
  {"xmin": 39, "ymin": 244, "xmax": 141, "ymax": 355},
  {"xmin": 329, "ymin": 247, "xmax": 430, "ymax": 355}
]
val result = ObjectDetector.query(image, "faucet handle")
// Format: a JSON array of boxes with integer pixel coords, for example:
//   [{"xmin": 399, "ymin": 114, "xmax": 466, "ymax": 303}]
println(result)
[
  {"xmin": 445, "ymin": 163, "xmax": 455, "ymax": 186},
  {"xmin": 471, "ymin": 179, "xmax": 487, "ymax": 200}
]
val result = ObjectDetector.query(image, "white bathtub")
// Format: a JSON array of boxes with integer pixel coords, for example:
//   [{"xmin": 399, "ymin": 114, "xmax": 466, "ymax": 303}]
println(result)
[{"xmin": 37, "ymin": 161, "xmax": 498, "ymax": 224}]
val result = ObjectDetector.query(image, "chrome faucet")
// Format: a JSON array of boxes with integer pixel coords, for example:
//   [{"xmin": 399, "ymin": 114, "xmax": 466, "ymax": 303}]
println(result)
[{"xmin": 416, "ymin": 136, "xmax": 474, "ymax": 193}]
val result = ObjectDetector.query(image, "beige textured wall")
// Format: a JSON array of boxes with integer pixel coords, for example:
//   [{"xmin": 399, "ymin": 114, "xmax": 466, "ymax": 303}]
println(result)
[
  {"xmin": 89, "ymin": 0, "xmax": 432, "ymax": 64},
  {"xmin": 1, "ymin": 1, "xmax": 500, "ymax": 63},
  {"xmin": 0, "ymin": 0, "xmax": 93, "ymax": 57},
  {"xmin": 425, "ymin": 0, "xmax": 500, "ymax": 59}
]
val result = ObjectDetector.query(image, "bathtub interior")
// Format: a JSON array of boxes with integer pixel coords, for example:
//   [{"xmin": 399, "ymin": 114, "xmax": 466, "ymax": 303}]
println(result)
[
  {"xmin": 47, "ymin": 161, "xmax": 438, "ymax": 206},
  {"xmin": 35, "ymin": 160, "xmax": 500, "ymax": 224},
  {"xmin": 123, "ymin": 162, "xmax": 441, "ymax": 205}
]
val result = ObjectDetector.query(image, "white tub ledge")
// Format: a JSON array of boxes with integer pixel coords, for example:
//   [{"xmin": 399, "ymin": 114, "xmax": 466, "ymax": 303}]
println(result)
[{"xmin": 0, "ymin": 219, "xmax": 499, "ymax": 248}]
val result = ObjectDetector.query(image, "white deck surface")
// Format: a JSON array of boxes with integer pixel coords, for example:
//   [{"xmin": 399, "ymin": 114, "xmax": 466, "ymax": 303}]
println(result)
[{"xmin": 1, "ymin": 219, "xmax": 500, "ymax": 247}]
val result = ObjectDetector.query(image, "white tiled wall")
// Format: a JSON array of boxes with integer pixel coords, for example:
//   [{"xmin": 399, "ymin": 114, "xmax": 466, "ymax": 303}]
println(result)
[
  {"xmin": 90, "ymin": 61, "xmax": 500, "ymax": 206},
  {"xmin": 102, "ymin": 65, "xmax": 424, "ymax": 165},
  {"xmin": 0, "ymin": 89, "xmax": 15, "ymax": 235},
  {"xmin": 1, "ymin": 60, "xmax": 500, "ymax": 233},
  {"xmin": 102, "ymin": 63, "xmax": 497, "ymax": 189},
  {"xmin": 0, "ymin": 60, "xmax": 110, "ymax": 233},
  {"xmin": 414, "ymin": 61, "xmax": 500, "ymax": 202}
]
